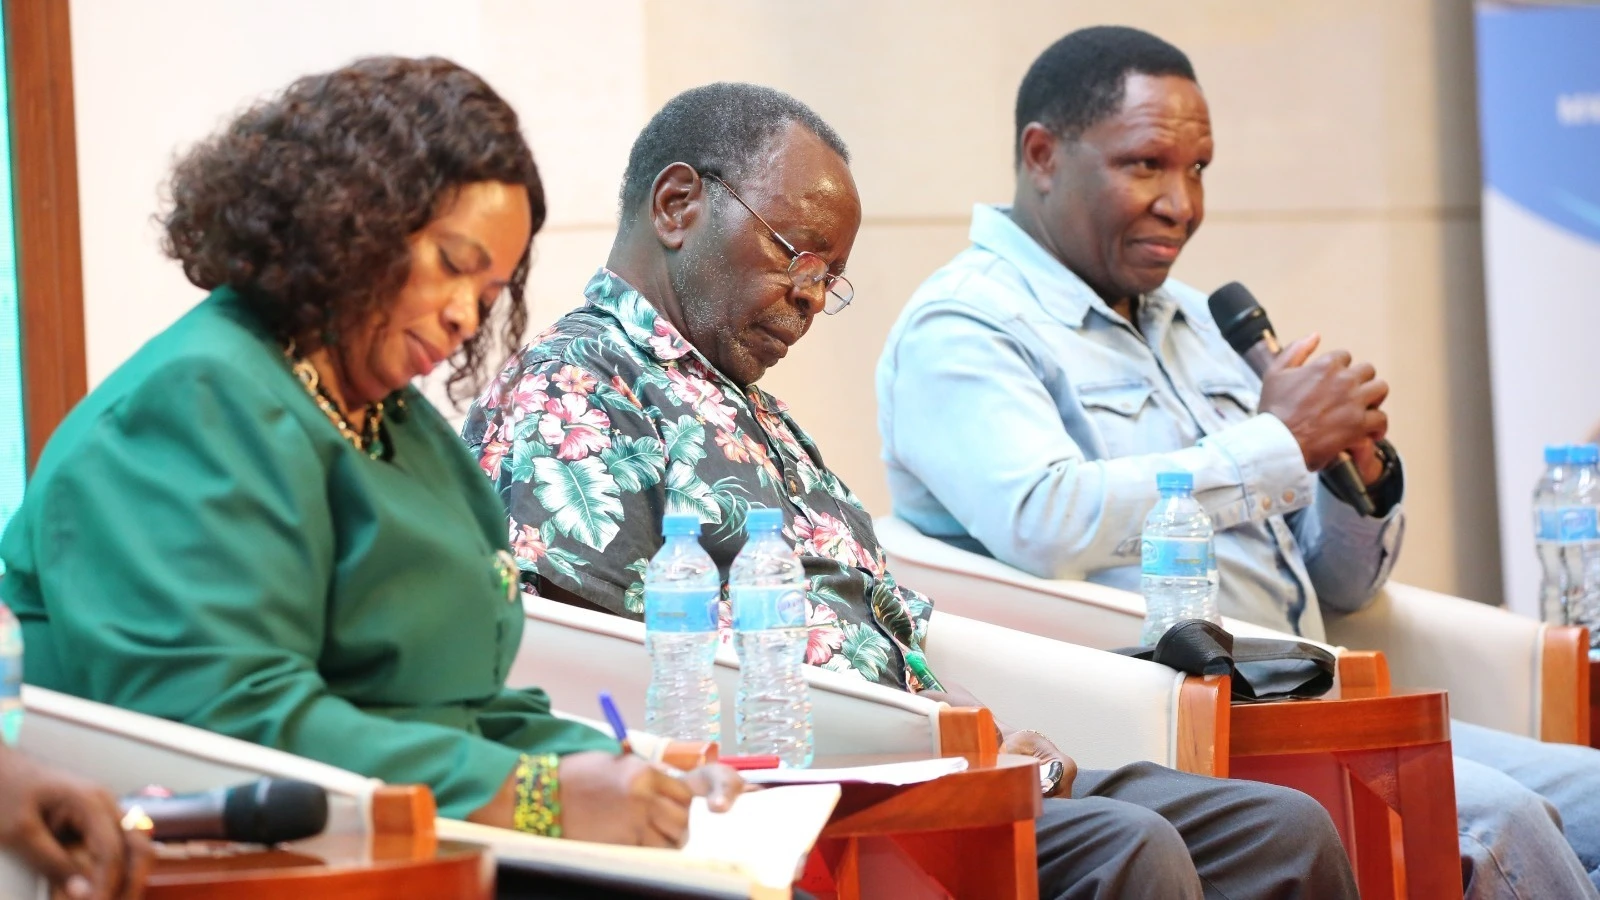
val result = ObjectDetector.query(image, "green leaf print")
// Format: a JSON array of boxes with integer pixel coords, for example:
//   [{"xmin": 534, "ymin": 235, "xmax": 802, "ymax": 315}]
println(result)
[
  {"xmin": 538, "ymin": 548, "xmax": 587, "ymax": 582},
  {"xmin": 869, "ymin": 580, "xmax": 916, "ymax": 646},
  {"xmin": 839, "ymin": 623, "xmax": 890, "ymax": 681},
  {"xmin": 511, "ymin": 438, "xmax": 539, "ymax": 484},
  {"xmin": 601, "ymin": 434, "xmax": 666, "ymax": 493},
  {"xmin": 512, "ymin": 412, "xmax": 543, "ymax": 443},
  {"xmin": 531, "ymin": 457, "xmax": 623, "ymax": 550},
  {"xmin": 662, "ymin": 416, "xmax": 707, "ymax": 466},
  {"xmin": 664, "ymin": 463, "xmax": 721, "ymax": 524},
  {"xmin": 592, "ymin": 382, "xmax": 635, "ymax": 413},
  {"xmin": 623, "ymin": 557, "xmax": 649, "ymax": 614},
  {"xmin": 806, "ymin": 577, "xmax": 851, "ymax": 610}
]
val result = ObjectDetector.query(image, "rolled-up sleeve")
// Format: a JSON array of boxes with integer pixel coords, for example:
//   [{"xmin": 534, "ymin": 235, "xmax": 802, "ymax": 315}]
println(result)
[{"xmin": 1293, "ymin": 462, "xmax": 1407, "ymax": 614}]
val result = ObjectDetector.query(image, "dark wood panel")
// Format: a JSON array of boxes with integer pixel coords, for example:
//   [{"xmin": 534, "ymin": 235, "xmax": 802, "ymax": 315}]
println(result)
[{"xmin": 6, "ymin": 0, "xmax": 85, "ymax": 468}]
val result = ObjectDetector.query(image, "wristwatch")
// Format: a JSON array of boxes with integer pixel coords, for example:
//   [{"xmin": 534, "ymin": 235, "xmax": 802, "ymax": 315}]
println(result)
[{"xmin": 1320, "ymin": 439, "xmax": 1402, "ymax": 517}]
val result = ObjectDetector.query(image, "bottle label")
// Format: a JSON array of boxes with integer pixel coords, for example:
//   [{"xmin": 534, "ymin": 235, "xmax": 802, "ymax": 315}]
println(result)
[
  {"xmin": 644, "ymin": 586, "xmax": 720, "ymax": 633},
  {"xmin": 1141, "ymin": 536, "xmax": 1213, "ymax": 578},
  {"xmin": 1559, "ymin": 506, "xmax": 1599, "ymax": 542},
  {"xmin": 731, "ymin": 586, "xmax": 806, "ymax": 631},
  {"xmin": 1538, "ymin": 508, "xmax": 1563, "ymax": 542}
]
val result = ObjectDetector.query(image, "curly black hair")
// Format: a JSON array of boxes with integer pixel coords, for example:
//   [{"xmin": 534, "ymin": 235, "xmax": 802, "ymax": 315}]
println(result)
[
  {"xmin": 160, "ymin": 55, "xmax": 543, "ymax": 402},
  {"xmin": 1015, "ymin": 26, "xmax": 1196, "ymax": 165}
]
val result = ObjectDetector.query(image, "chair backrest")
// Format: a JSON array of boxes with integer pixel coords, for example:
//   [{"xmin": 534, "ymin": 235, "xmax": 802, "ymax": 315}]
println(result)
[
  {"xmin": 514, "ymin": 595, "xmax": 952, "ymax": 758},
  {"xmin": 876, "ymin": 516, "xmax": 1331, "ymax": 653},
  {"xmin": 19, "ymin": 686, "xmax": 383, "ymax": 834},
  {"xmin": 920, "ymin": 610, "xmax": 1211, "ymax": 772},
  {"xmin": 1325, "ymin": 582, "xmax": 1551, "ymax": 738}
]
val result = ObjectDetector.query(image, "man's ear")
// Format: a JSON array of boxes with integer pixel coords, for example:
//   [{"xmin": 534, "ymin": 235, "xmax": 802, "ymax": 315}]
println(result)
[
  {"xmin": 1017, "ymin": 123, "xmax": 1062, "ymax": 195},
  {"xmin": 650, "ymin": 162, "xmax": 705, "ymax": 251}
]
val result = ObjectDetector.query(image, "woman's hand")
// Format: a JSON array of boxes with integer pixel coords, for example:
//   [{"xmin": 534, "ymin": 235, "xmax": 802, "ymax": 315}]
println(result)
[
  {"xmin": 558, "ymin": 753, "xmax": 747, "ymax": 848},
  {"xmin": 0, "ymin": 748, "xmax": 151, "ymax": 899}
]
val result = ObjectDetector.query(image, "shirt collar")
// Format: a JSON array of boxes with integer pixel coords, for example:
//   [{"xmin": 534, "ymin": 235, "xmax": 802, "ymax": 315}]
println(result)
[
  {"xmin": 583, "ymin": 267, "xmax": 697, "ymax": 363},
  {"xmin": 967, "ymin": 203, "xmax": 1192, "ymax": 329},
  {"xmin": 581, "ymin": 266, "xmax": 786, "ymax": 409}
]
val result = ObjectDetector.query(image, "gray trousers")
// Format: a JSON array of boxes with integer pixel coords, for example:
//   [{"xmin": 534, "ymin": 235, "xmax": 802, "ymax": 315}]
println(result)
[{"xmin": 1035, "ymin": 761, "xmax": 1358, "ymax": 900}]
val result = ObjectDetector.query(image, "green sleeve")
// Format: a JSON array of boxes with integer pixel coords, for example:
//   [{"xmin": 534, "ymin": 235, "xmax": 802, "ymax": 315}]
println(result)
[{"xmin": 34, "ymin": 359, "xmax": 592, "ymax": 817}]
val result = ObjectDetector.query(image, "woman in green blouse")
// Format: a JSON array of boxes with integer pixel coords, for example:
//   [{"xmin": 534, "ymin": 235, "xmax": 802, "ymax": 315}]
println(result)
[{"xmin": 0, "ymin": 56, "xmax": 737, "ymax": 846}]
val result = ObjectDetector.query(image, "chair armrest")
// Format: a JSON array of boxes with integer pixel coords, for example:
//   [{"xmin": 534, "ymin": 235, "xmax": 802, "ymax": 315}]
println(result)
[
  {"xmin": 518, "ymin": 595, "xmax": 948, "ymax": 759},
  {"xmin": 1326, "ymin": 582, "xmax": 1587, "ymax": 741},
  {"xmin": 19, "ymin": 686, "xmax": 382, "ymax": 836},
  {"xmin": 920, "ymin": 610, "xmax": 1204, "ymax": 772}
]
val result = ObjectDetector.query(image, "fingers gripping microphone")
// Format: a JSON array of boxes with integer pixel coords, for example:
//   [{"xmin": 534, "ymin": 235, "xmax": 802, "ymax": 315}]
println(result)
[
  {"xmin": 1207, "ymin": 282, "xmax": 1376, "ymax": 517},
  {"xmin": 119, "ymin": 777, "xmax": 329, "ymax": 844}
]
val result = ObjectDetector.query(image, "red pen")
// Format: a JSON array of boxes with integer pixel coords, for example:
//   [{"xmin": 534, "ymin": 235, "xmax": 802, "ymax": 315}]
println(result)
[{"xmin": 717, "ymin": 755, "xmax": 782, "ymax": 771}]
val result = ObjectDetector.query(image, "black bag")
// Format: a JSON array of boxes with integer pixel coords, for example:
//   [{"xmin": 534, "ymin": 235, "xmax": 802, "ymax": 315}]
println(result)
[{"xmin": 1115, "ymin": 619, "xmax": 1336, "ymax": 702}]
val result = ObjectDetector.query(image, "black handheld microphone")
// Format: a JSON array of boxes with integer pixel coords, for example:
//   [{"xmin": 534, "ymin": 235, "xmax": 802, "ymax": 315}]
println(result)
[
  {"xmin": 119, "ymin": 777, "xmax": 329, "ymax": 844},
  {"xmin": 1207, "ymin": 282, "xmax": 1376, "ymax": 517}
]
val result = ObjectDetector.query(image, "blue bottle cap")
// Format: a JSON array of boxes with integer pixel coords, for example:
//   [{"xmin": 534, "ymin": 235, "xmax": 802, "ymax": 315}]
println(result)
[
  {"xmin": 744, "ymin": 507, "xmax": 784, "ymax": 532},
  {"xmin": 1156, "ymin": 471, "xmax": 1194, "ymax": 493},
  {"xmin": 1578, "ymin": 444, "xmax": 1600, "ymax": 465},
  {"xmin": 1546, "ymin": 445, "xmax": 1570, "ymax": 465},
  {"xmin": 662, "ymin": 513, "xmax": 702, "ymax": 537}
]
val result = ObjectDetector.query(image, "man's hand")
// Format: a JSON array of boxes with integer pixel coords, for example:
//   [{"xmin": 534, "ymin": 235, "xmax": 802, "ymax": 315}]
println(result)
[
  {"xmin": 0, "ymin": 748, "xmax": 150, "ymax": 900},
  {"xmin": 999, "ymin": 730, "xmax": 1077, "ymax": 798},
  {"xmin": 917, "ymin": 685, "xmax": 1076, "ymax": 798},
  {"xmin": 1257, "ymin": 334, "xmax": 1388, "ymax": 474},
  {"xmin": 1346, "ymin": 439, "xmax": 1387, "ymax": 486}
]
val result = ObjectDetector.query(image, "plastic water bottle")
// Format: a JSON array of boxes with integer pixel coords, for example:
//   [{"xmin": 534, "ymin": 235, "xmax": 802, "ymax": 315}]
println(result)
[
  {"xmin": 1535, "ymin": 444, "xmax": 1573, "ymax": 625},
  {"xmin": 0, "ymin": 601, "xmax": 22, "ymax": 745},
  {"xmin": 1140, "ymin": 472, "xmax": 1222, "ymax": 646},
  {"xmin": 1569, "ymin": 444, "xmax": 1600, "ymax": 653},
  {"xmin": 643, "ymin": 514, "xmax": 721, "ymax": 743},
  {"xmin": 730, "ymin": 507, "xmax": 813, "ymax": 767}
]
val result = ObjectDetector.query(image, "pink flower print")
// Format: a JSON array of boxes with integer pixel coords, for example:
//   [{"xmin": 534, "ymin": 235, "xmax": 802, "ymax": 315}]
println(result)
[
  {"xmin": 506, "ymin": 372, "xmax": 550, "ymax": 425},
  {"xmin": 553, "ymin": 365, "xmax": 598, "ymax": 395},
  {"xmin": 666, "ymin": 367, "xmax": 738, "ymax": 431},
  {"xmin": 649, "ymin": 318, "xmax": 693, "ymax": 360},
  {"xmin": 716, "ymin": 596, "xmax": 734, "ymax": 648},
  {"xmin": 742, "ymin": 435, "xmax": 780, "ymax": 481},
  {"xmin": 715, "ymin": 430, "xmax": 750, "ymax": 463},
  {"xmin": 805, "ymin": 602, "xmax": 845, "ymax": 665},
  {"xmin": 510, "ymin": 523, "xmax": 548, "ymax": 564},
  {"xmin": 539, "ymin": 393, "xmax": 612, "ymax": 460},
  {"xmin": 794, "ymin": 511, "xmax": 869, "ymax": 568},
  {"xmin": 478, "ymin": 422, "xmax": 511, "ymax": 477}
]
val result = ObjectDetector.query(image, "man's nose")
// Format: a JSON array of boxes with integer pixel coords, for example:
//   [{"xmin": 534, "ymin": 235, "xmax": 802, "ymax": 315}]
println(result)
[
  {"xmin": 790, "ymin": 278, "xmax": 828, "ymax": 317},
  {"xmin": 1151, "ymin": 175, "xmax": 1198, "ymax": 226}
]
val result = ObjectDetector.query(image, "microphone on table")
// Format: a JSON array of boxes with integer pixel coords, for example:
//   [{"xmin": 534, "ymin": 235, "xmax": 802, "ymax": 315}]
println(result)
[
  {"xmin": 1206, "ymin": 282, "xmax": 1376, "ymax": 517},
  {"xmin": 119, "ymin": 777, "xmax": 329, "ymax": 844}
]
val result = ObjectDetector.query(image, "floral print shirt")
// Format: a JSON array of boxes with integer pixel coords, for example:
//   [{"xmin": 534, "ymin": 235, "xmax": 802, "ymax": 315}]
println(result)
[{"xmin": 463, "ymin": 269, "xmax": 936, "ymax": 691}]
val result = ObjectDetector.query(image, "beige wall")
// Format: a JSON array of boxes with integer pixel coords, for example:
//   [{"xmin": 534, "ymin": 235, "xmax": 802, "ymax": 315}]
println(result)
[
  {"xmin": 642, "ymin": 0, "xmax": 1498, "ymax": 603},
  {"xmin": 69, "ymin": 0, "xmax": 1498, "ymax": 601}
]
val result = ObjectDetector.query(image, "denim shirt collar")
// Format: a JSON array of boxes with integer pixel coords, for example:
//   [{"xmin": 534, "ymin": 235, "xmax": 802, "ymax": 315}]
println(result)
[{"xmin": 967, "ymin": 203, "xmax": 1205, "ymax": 333}]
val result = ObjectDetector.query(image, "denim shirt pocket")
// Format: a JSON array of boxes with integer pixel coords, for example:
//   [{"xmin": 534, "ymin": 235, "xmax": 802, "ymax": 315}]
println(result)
[
  {"xmin": 1195, "ymin": 379, "xmax": 1259, "ymax": 434},
  {"xmin": 1078, "ymin": 378, "xmax": 1158, "ymax": 458}
]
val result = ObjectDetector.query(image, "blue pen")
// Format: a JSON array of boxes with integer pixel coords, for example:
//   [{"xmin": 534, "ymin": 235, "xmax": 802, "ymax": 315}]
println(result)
[{"xmin": 598, "ymin": 692, "xmax": 633, "ymax": 756}]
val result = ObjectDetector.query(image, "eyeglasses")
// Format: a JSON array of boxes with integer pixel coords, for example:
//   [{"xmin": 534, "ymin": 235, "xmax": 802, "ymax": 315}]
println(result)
[{"xmin": 702, "ymin": 172, "xmax": 854, "ymax": 315}]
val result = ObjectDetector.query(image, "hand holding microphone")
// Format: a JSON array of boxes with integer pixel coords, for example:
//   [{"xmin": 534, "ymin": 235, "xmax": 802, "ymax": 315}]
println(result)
[{"xmin": 1208, "ymin": 283, "xmax": 1388, "ymax": 515}]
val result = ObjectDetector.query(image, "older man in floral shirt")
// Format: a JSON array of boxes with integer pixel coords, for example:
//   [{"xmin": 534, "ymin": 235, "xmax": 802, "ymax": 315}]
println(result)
[
  {"xmin": 464, "ymin": 82, "xmax": 1358, "ymax": 900},
  {"xmin": 467, "ymin": 267, "xmax": 929, "ymax": 689}
]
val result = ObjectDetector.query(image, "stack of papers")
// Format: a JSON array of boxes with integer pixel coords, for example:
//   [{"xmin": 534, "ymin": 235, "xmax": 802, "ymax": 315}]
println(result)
[{"xmin": 739, "ymin": 756, "xmax": 969, "ymax": 787}]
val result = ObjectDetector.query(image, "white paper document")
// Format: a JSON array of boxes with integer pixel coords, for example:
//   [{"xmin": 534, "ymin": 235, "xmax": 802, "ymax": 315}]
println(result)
[
  {"xmin": 439, "ymin": 781, "xmax": 842, "ymax": 896},
  {"xmin": 739, "ymin": 756, "xmax": 969, "ymax": 786}
]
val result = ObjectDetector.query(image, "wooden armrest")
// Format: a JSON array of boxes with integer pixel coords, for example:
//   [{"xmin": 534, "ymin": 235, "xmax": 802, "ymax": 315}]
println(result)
[
  {"xmin": 1178, "ymin": 674, "xmax": 1230, "ymax": 777},
  {"xmin": 935, "ymin": 706, "xmax": 999, "ymax": 766},
  {"xmin": 1540, "ymin": 626, "xmax": 1591, "ymax": 744},
  {"xmin": 1336, "ymin": 650, "xmax": 1391, "ymax": 699}
]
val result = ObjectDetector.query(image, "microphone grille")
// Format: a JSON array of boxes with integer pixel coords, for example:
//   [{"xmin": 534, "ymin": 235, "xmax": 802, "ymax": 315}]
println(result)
[
  {"xmin": 1206, "ymin": 281, "xmax": 1273, "ymax": 355},
  {"xmin": 223, "ymin": 778, "xmax": 330, "ymax": 845}
]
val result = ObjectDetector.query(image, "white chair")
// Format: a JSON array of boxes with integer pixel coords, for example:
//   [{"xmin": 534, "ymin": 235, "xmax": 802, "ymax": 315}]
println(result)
[
  {"xmin": 875, "ymin": 515, "xmax": 1590, "ymax": 743},
  {"xmin": 512, "ymin": 594, "xmax": 1228, "ymax": 775},
  {"xmin": 0, "ymin": 685, "xmax": 415, "ymax": 899}
]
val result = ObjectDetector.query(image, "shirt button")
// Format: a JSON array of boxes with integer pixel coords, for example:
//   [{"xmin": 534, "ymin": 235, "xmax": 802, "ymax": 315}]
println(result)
[
  {"xmin": 1283, "ymin": 490, "xmax": 1296, "ymax": 504},
  {"xmin": 1261, "ymin": 497, "xmax": 1273, "ymax": 511},
  {"xmin": 787, "ymin": 475, "xmax": 803, "ymax": 495}
]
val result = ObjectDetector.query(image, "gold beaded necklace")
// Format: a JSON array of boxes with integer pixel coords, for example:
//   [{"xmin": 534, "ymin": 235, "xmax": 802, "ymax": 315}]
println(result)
[{"xmin": 285, "ymin": 344, "xmax": 387, "ymax": 459}]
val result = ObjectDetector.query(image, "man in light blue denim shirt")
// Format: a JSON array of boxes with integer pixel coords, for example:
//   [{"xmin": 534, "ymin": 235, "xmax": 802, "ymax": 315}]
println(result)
[{"xmin": 879, "ymin": 25, "xmax": 1600, "ymax": 898}]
